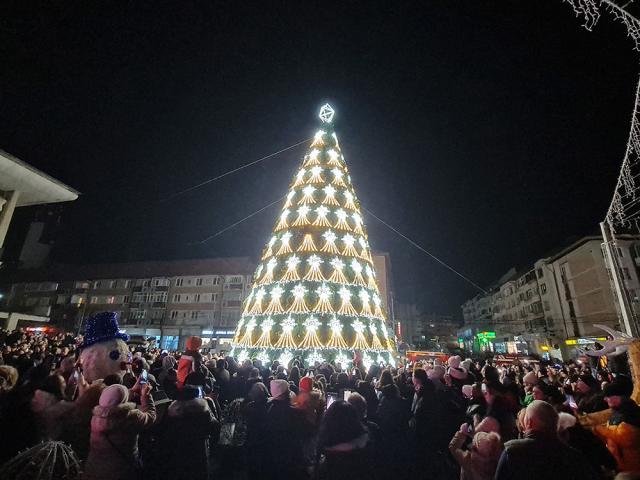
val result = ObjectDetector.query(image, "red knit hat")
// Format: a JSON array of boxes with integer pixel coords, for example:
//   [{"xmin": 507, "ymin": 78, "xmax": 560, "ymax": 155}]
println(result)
[
  {"xmin": 300, "ymin": 376, "xmax": 313, "ymax": 393},
  {"xmin": 186, "ymin": 336, "xmax": 202, "ymax": 351}
]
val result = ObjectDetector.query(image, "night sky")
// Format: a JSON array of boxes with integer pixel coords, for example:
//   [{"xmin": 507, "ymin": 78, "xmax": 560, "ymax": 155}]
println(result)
[{"xmin": 1, "ymin": 1, "xmax": 638, "ymax": 317}]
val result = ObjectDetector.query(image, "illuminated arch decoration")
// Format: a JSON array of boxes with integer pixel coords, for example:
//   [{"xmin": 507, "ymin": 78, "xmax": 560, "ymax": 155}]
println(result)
[
  {"xmin": 331, "ymin": 167, "xmax": 347, "ymax": 187},
  {"xmin": 293, "ymin": 168, "xmax": 307, "ymax": 187},
  {"xmin": 327, "ymin": 149, "xmax": 342, "ymax": 167},
  {"xmin": 322, "ymin": 185, "xmax": 340, "ymax": 206},
  {"xmin": 303, "ymin": 254, "xmax": 326, "ymax": 282},
  {"xmin": 369, "ymin": 322, "xmax": 384, "ymax": 351},
  {"xmin": 351, "ymin": 319, "xmax": 370, "ymax": 350},
  {"xmin": 320, "ymin": 230, "xmax": 340, "ymax": 254},
  {"xmin": 259, "ymin": 258, "xmax": 278, "ymax": 285},
  {"xmin": 334, "ymin": 209, "xmax": 351, "ymax": 231},
  {"xmin": 248, "ymin": 288, "xmax": 266, "ymax": 315},
  {"xmin": 281, "ymin": 255, "xmax": 301, "ymax": 282},
  {"xmin": 262, "ymin": 236, "xmax": 277, "ymax": 260},
  {"xmin": 343, "ymin": 191, "xmax": 357, "ymax": 210},
  {"xmin": 299, "ymin": 315, "xmax": 323, "ymax": 349},
  {"xmin": 276, "ymin": 231, "xmax": 294, "ymax": 255},
  {"xmin": 299, "ymin": 185, "xmax": 316, "ymax": 205},
  {"xmin": 312, "ymin": 206, "xmax": 333, "ymax": 227},
  {"xmin": 308, "ymin": 166, "xmax": 325, "ymax": 184},
  {"xmin": 238, "ymin": 317, "xmax": 257, "ymax": 347},
  {"xmin": 328, "ymin": 257, "xmax": 349, "ymax": 284},
  {"xmin": 314, "ymin": 283, "xmax": 335, "ymax": 314},
  {"xmin": 274, "ymin": 316, "xmax": 298, "ymax": 349},
  {"xmin": 341, "ymin": 233, "xmax": 359, "ymax": 257},
  {"xmin": 328, "ymin": 315, "xmax": 349, "ymax": 349},
  {"xmin": 352, "ymin": 212, "xmax": 365, "ymax": 236},
  {"xmin": 275, "ymin": 209, "xmax": 290, "ymax": 231},
  {"xmin": 255, "ymin": 317, "xmax": 275, "ymax": 348},
  {"xmin": 337, "ymin": 286, "xmax": 358, "ymax": 316},
  {"xmin": 304, "ymin": 148, "xmax": 321, "ymax": 167},
  {"xmin": 292, "ymin": 206, "xmax": 312, "ymax": 227},
  {"xmin": 284, "ymin": 190, "xmax": 296, "ymax": 209},
  {"xmin": 264, "ymin": 285, "xmax": 286, "ymax": 315},
  {"xmin": 297, "ymin": 233, "xmax": 318, "ymax": 252},
  {"xmin": 287, "ymin": 283, "xmax": 310, "ymax": 314}
]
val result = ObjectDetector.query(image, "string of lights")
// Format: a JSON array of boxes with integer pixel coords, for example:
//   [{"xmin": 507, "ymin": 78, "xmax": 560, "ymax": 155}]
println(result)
[{"xmin": 562, "ymin": 1, "xmax": 640, "ymax": 230}]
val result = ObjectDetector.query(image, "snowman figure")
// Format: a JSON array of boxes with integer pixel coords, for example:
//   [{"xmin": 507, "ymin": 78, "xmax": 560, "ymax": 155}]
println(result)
[{"xmin": 79, "ymin": 312, "xmax": 131, "ymax": 383}]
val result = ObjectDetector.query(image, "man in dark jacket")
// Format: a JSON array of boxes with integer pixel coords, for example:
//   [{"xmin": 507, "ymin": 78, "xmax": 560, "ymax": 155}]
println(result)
[
  {"xmin": 495, "ymin": 400, "xmax": 598, "ymax": 480},
  {"xmin": 263, "ymin": 379, "xmax": 312, "ymax": 479}
]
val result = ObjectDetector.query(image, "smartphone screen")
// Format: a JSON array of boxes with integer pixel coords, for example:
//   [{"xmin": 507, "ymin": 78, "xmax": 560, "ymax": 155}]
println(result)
[
  {"xmin": 197, "ymin": 386, "xmax": 204, "ymax": 398},
  {"xmin": 139, "ymin": 369, "xmax": 148, "ymax": 384},
  {"xmin": 342, "ymin": 389, "xmax": 353, "ymax": 401},
  {"xmin": 326, "ymin": 393, "xmax": 338, "ymax": 409}
]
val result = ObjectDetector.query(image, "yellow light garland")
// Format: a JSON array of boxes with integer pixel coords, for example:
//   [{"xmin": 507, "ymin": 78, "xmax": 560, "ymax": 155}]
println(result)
[{"xmin": 297, "ymin": 233, "xmax": 318, "ymax": 252}]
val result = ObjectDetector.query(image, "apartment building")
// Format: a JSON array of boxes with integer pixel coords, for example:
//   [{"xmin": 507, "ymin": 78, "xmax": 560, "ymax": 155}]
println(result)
[
  {"xmin": 460, "ymin": 235, "xmax": 640, "ymax": 358},
  {"xmin": 5, "ymin": 258, "xmax": 255, "ymax": 350},
  {"xmin": 4, "ymin": 253, "xmax": 396, "ymax": 351}
]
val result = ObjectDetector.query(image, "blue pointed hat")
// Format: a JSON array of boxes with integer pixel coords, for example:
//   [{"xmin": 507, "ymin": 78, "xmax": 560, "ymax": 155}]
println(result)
[{"xmin": 81, "ymin": 311, "xmax": 129, "ymax": 349}]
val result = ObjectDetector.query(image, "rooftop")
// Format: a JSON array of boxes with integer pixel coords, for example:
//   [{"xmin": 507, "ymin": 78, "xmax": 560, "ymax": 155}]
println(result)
[{"xmin": 0, "ymin": 150, "xmax": 79, "ymax": 206}]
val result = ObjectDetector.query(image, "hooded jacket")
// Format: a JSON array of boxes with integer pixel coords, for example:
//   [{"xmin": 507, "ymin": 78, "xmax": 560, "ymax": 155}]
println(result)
[
  {"xmin": 155, "ymin": 397, "xmax": 220, "ymax": 480},
  {"xmin": 83, "ymin": 393, "xmax": 156, "ymax": 480}
]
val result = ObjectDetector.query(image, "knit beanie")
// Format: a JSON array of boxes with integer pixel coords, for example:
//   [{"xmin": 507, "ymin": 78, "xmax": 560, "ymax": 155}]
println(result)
[
  {"xmin": 448, "ymin": 355, "xmax": 462, "ymax": 369},
  {"xmin": 270, "ymin": 379, "xmax": 290, "ymax": 398},
  {"xmin": 428, "ymin": 365, "xmax": 446, "ymax": 380},
  {"xmin": 472, "ymin": 431, "xmax": 502, "ymax": 458},
  {"xmin": 186, "ymin": 336, "xmax": 203, "ymax": 351},
  {"xmin": 99, "ymin": 384, "xmax": 129, "ymax": 407},
  {"xmin": 299, "ymin": 376, "xmax": 313, "ymax": 393}
]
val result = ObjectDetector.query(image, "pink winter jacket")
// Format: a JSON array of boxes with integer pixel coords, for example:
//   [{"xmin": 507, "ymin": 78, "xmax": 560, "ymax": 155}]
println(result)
[{"xmin": 83, "ymin": 395, "xmax": 156, "ymax": 480}]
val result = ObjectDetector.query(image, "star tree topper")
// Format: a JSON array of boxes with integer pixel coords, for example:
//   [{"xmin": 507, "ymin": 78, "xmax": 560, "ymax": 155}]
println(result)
[{"xmin": 319, "ymin": 103, "xmax": 335, "ymax": 123}]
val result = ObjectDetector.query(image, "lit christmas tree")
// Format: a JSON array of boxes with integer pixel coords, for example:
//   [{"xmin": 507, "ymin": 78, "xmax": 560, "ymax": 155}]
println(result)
[{"xmin": 231, "ymin": 103, "xmax": 396, "ymax": 364}]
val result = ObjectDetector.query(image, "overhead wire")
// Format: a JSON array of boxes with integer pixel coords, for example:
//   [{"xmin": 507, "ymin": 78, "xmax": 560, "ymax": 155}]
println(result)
[
  {"xmin": 187, "ymin": 195, "xmax": 285, "ymax": 245},
  {"xmin": 160, "ymin": 137, "xmax": 311, "ymax": 203},
  {"xmin": 362, "ymin": 206, "xmax": 488, "ymax": 294}
]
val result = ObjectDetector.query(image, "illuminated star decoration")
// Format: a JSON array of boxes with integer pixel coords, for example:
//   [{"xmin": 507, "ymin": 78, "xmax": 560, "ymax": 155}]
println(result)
[{"xmin": 319, "ymin": 103, "xmax": 335, "ymax": 123}]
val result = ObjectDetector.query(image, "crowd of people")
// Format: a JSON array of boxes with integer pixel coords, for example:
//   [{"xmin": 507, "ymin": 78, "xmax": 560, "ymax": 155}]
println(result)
[{"xmin": 1, "ymin": 326, "xmax": 640, "ymax": 480}]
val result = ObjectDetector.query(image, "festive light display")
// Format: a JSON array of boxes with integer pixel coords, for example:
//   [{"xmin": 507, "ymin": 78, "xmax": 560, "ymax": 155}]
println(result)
[
  {"xmin": 322, "ymin": 185, "xmax": 340, "ymax": 206},
  {"xmin": 303, "ymin": 254, "xmax": 325, "ymax": 281},
  {"xmin": 300, "ymin": 315, "xmax": 323, "ymax": 349},
  {"xmin": 281, "ymin": 255, "xmax": 302, "ymax": 282},
  {"xmin": 231, "ymin": 104, "xmax": 396, "ymax": 363}
]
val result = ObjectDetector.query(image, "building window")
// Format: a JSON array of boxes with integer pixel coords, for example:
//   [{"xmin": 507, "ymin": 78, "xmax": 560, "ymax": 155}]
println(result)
[
  {"xmin": 107, "ymin": 280, "xmax": 116, "ymax": 289},
  {"xmin": 90, "ymin": 296, "xmax": 98, "ymax": 304},
  {"xmin": 107, "ymin": 296, "xmax": 115, "ymax": 304},
  {"xmin": 196, "ymin": 278, "xmax": 203, "ymax": 286},
  {"xmin": 537, "ymin": 268, "xmax": 543, "ymax": 279},
  {"xmin": 170, "ymin": 311, "xmax": 179, "ymax": 320},
  {"xmin": 194, "ymin": 294, "xmax": 201, "ymax": 302},
  {"xmin": 123, "ymin": 295, "xmax": 130, "ymax": 303},
  {"xmin": 93, "ymin": 281, "xmax": 101, "ymax": 289},
  {"xmin": 191, "ymin": 311, "xmax": 199, "ymax": 319},
  {"xmin": 213, "ymin": 277, "xmax": 221, "ymax": 285},
  {"xmin": 175, "ymin": 278, "xmax": 184, "ymax": 287},
  {"xmin": 123, "ymin": 280, "xmax": 132, "ymax": 288},
  {"xmin": 540, "ymin": 283, "xmax": 547, "ymax": 294},
  {"xmin": 173, "ymin": 294, "xmax": 181, "ymax": 302}
]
